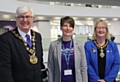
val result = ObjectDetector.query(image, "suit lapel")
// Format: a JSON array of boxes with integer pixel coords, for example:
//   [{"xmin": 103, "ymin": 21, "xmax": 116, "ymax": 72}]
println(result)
[
  {"xmin": 13, "ymin": 28, "xmax": 30, "ymax": 60},
  {"xmin": 57, "ymin": 39, "xmax": 62, "ymax": 73},
  {"xmin": 35, "ymin": 33, "xmax": 39, "ymax": 59},
  {"xmin": 91, "ymin": 41, "xmax": 98, "ymax": 74},
  {"xmin": 19, "ymin": 39, "xmax": 29, "ymax": 59},
  {"xmin": 105, "ymin": 42, "xmax": 110, "ymax": 72},
  {"xmin": 73, "ymin": 40, "xmax": 78, "ymax": 70}
]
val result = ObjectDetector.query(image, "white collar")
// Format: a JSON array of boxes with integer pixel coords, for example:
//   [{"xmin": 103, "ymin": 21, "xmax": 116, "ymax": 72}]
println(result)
[{"xmin": 17, "ymin": 27, "xmax": 31, "ymax": 40}]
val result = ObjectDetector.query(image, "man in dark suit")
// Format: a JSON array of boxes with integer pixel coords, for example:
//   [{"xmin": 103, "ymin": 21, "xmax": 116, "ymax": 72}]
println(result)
[{"xmin": 0, "ymin": 6, "xmax": 47, "ymax": 82}]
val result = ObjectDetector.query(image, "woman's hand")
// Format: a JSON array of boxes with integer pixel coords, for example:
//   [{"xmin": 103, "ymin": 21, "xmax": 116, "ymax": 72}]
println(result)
[{"xmin": 98, "ymin": 79, "xmax": 106, "ymax": 82}]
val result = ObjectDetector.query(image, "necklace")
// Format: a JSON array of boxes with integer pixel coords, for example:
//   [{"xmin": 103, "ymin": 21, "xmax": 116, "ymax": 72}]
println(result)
[
  {"xmin": 94, "ymin": 40, "xmax": 108, "ymax": 58},
  {"xmin": 62, "ymin": 40, "xmax": 72, "ymax": 69},
  {"xmin": 11, "ymin": 29, "xmax": 38, "ymax": 64}
]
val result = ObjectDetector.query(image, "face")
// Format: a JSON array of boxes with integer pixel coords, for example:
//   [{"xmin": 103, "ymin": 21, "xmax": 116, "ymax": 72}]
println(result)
[
  {"xmin": 15, "ymin": 9, "xmax": 34, "ymax": 33},
  {"xmin": 60, "ymin": 22, "xmax": 74, "ymax": 37},
  {"xmin": 95, "ymin": 22, "xmax": 107, "ymax": 38}
]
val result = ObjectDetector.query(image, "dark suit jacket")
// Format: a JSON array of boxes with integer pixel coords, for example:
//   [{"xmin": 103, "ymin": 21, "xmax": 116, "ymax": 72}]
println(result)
[{"xmin": 0, "ymin": 28, "xmax": 47, "ymax": 82}]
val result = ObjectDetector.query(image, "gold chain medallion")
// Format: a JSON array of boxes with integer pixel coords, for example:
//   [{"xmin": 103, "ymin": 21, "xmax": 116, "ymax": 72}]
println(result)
[
  {"xmin": 94, "ymin": 40, "xmax": 108, "ymax": 58},
  {"xmin": 29, "ymin": 55, "xmax": 38, "ymax": 64},
  {"xmin": 11, "ymin": 29, "xmax": 38, "ymax": 64}
]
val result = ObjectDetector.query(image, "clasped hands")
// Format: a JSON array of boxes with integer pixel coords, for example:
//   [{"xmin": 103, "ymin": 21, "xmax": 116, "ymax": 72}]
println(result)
[{"xmin": 98, "ymin": 79, "xmax": 106, "ymax": 82}]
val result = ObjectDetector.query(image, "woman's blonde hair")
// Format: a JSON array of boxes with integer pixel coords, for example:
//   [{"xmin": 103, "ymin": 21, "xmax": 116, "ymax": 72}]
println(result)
[{"xmin": 92, "ymin": 19, "xmax": 110, "ymax": 40}]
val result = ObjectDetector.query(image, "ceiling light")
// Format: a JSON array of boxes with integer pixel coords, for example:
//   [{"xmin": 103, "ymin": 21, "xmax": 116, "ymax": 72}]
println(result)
[
  {"xmin": 86, "ymin": 17, "xmax": 93, "ymax": 20},
  {"xmin": 37, "ymin": 16, "xmax": 45, "ymax": 20},
  {"xmin": 111, "ymin": 6, "xmax": 118, "ymax": 8},
  {"xmin": 75, "ymin": 21, "xmax": 83, "ymax": 25},
  {"xmin": 3, "ymin": 15, "xmax": 10, "ymax": 19},
  {"xmin": 54, "ymin": 17, "xmax": 61, "ymax": 20},
  {"xmin": 73, "ymin": 17, "xmax": 77, "ymax": 20},
  {"xmin": 78, "ymin": 4, "xmax": 82, "ymax": 5},
  {"xmin": 100, "ymin": 18, "xmax": 106, "ymax": 20},
  {"xmin": 98, "ymin": 5, "xmax": 102, "ymax": 8},
  {"xmin": 86, "ymin": 21, "xmax": 93, "ymax": 25},
  {"xmin": 11, "ymin": 19, "xmax": 15, "ymax": 21},
  {"xmin": 113, "ymin": 18, "xmax": 118, "ymax": 21},
  {"xmin": 108, "ymin": 23, "xmax": 111, "ymax": 25}
]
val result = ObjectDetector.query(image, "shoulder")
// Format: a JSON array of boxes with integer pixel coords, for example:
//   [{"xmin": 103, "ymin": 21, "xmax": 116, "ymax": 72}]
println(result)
[
  {"xmin": 50, "ymin": 39, "xmax": 60, "ymax": 46},
  {"xmin": 0, "ymin": 31, "xmax": 14, "ymax": 45},
  {"xmin": 73, "ymin": 39, "xmax": 83, "ymax": 46},
  {"xmin": 32, "ymin": 30, "xmax": 42, "ymax": 39},
  {"xmin": 35, "ymin": 31, "xmax": 41, "ymax": 35},
  {"xmin": 73, "ymin": 39, "xmax": 81, "ymax": 43},
  {"xmin": 33, "ymin": 30, "xmax": 41, "ymax": 36},
  {"xmin": 108, "ymin": 40, "xmax": 117, "ymax": 47},
  {"xmin": 0, "ymin": 31, "xmax": 13, "ymax": 39},
  {"xmin": 84, "ymin": 40, "xmax": 93, "ymax": 46},
  {"xmin": 49, "ymin": 39, "xmax": 60, "ymax": 51},
  {"xmin": 84, "ymin": 40, "xmax": 94, "ymax": 50}
]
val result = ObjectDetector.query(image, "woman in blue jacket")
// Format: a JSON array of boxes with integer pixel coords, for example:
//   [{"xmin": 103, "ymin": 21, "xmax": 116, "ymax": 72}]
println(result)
[{"xmin": 84, "ymin": 19, "xmax": 120, "ymax": 82}]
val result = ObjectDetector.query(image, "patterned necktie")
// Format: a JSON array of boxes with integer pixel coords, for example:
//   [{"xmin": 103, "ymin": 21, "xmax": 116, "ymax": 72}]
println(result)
[{"xmin": 25, "ymin": 34, "xmax": 32, "ymax": 47}]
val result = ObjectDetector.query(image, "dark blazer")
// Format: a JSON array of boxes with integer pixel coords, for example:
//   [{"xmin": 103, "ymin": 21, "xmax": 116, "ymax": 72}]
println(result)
[
  {"xmin": 0, "ymin": 28, "xmax": 47, "ymax": 82},
  {"xmin": 84, "ymin": 40, "xmax": 120, "ymax": 82}
]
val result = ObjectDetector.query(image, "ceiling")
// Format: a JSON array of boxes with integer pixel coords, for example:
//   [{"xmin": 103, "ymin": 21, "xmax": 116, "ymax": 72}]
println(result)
[
  {"xmin": 0, "ymin": 12, "xmax": 119, "ymax": 25},
  {"xmin": 0, "ymin": 0, "xmax": 120, "ymax": 24},
  {"xmin": 38, "ymin": 0, "xmax": 120, "ymax": 6},
  {"xmin": 0, "ymin": 12, "xmax": 119, "ymax": 21}
]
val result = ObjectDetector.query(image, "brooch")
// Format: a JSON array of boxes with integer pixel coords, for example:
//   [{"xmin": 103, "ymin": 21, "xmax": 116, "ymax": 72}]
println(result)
[{"xmin": 92, "ymin": 48, "xmax": 96, "ymax": 53}]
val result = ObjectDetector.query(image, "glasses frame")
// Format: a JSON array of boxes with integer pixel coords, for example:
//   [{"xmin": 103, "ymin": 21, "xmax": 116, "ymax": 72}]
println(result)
[
  {"xmin": 17, "ymin": 16, "xmax": 33, "ymax": 20},
  {"xmin": 96, "ymin": 26, "xmax": 106, "ymax": 30}
]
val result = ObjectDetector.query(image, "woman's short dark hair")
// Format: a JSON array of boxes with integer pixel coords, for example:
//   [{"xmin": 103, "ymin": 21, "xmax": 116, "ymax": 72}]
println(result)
[{"xmin": 60, "ymin": 16, "xmax": 75, "ymax": 29}]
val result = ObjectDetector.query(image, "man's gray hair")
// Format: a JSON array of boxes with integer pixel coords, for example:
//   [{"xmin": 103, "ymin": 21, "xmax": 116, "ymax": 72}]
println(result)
[{"xmin": 16, "ymin": 5, "xmax": 34, "ymax": 17}]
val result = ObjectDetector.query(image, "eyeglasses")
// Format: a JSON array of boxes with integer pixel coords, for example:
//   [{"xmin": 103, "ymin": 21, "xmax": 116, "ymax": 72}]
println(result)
[
  {"xmin": 17, "ymin": 16, "xmax": 33, "ymax": 20},
  {"xmin": 96, "ymin": 26, "xmax": 106, "ymax": 30}
]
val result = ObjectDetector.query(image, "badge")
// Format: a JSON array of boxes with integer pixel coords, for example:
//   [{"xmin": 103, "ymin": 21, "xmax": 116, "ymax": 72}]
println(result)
[
  {"xmin": 29, "ymin": 55, "xmax": 38, "ymax": 64},
  {"xmin": 64, "ymin": 69, "xmax": 72, "ymax": 75}
]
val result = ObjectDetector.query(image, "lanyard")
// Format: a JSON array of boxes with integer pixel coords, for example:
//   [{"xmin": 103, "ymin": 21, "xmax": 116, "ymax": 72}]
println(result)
[{"xmin": 62, "ymin": 40, "xmax": 72, "ymax": 69}]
